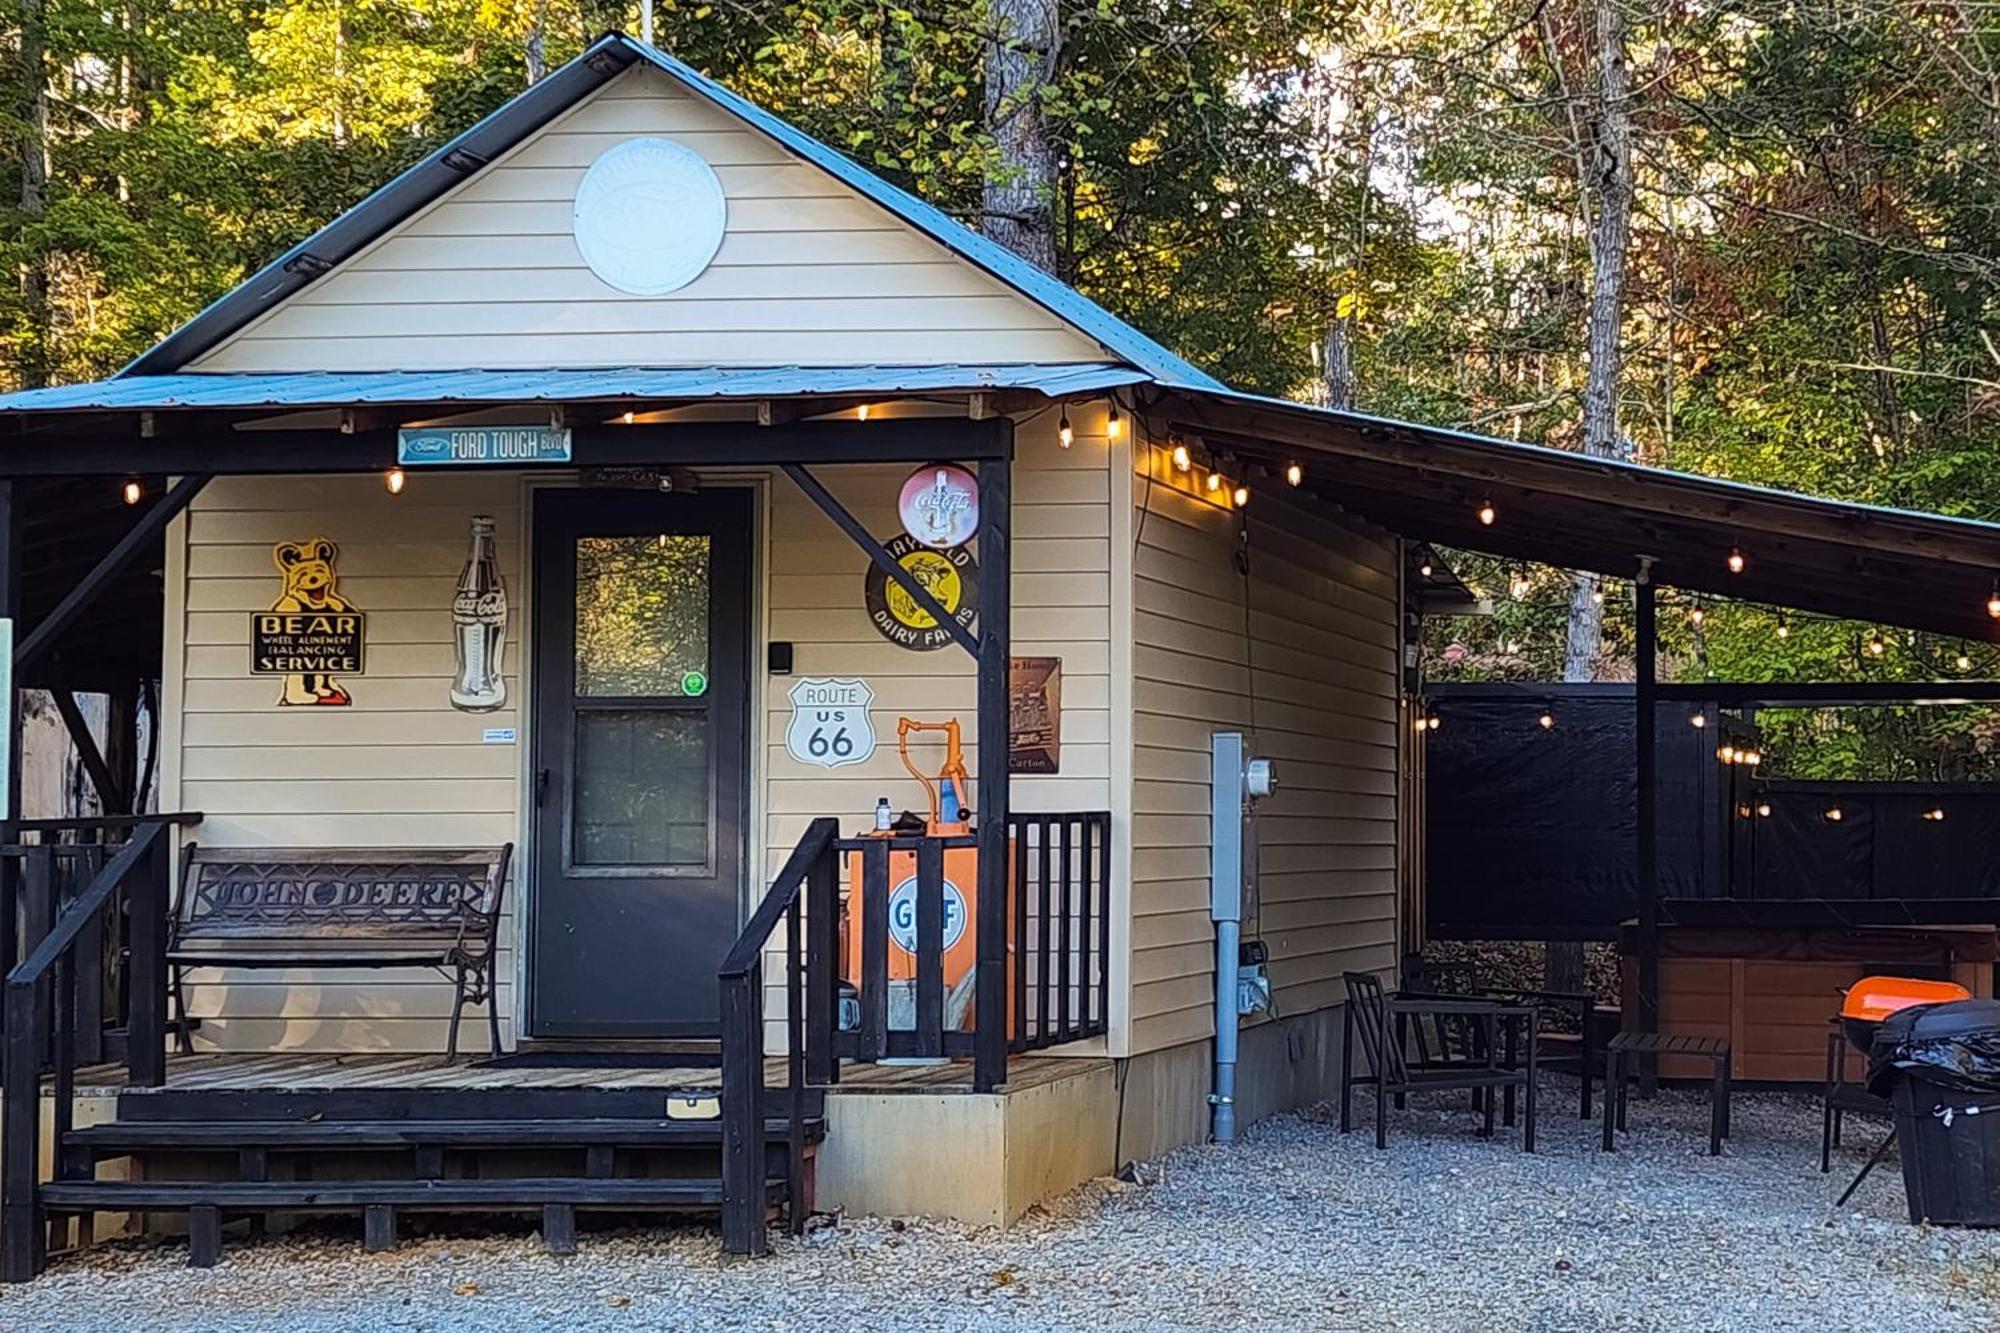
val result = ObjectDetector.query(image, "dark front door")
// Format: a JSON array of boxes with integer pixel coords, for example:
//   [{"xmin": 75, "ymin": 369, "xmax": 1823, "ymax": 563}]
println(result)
[{"xmin": 530, "ymin": 488, "xmax": 751, "ymax": 1038}]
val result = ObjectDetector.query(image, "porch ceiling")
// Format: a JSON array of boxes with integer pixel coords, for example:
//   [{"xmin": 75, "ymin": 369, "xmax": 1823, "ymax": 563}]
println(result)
[{"xmin": 1160, "ymin": 385, "xmax": 2000, "ymax": 644}]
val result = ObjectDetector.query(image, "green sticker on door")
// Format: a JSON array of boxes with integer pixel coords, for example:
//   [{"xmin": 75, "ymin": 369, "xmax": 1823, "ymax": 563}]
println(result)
[{"xmin": 681, "ymin": 670, "xmax": 709, "ymax": 697}]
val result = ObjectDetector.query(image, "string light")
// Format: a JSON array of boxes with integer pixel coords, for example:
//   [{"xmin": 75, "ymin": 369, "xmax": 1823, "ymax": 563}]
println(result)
[
  {"xmin": 1476, "ymin": 498, "xmax": 1497, "ymax": 526},
  {"xmin": 1418, "ymin": 557, "xmax": 1434, "ymax": 578},
  {"xmin": 620, "ymin": 410, "xmax": 636, "ymax": 425},
  {"xmin": 1107, "ymin": 403, "xmax": 1124, "ymax": 442},
  {"xmin": 121, "ymin": 479, "xmax": 142, "ymax": 506},
  {"xmin": 1232, "ymin": 484, "xmax": 1250, "ymax": 509},
  {"xmin": 1958, "ymin": 653, "xmax": 1974, "ymax": 671},
  {"xmin": 1206, "ymin": 471, "xmax": 1223, "ymax": 495},
  {"xmin": 1737, "ymin": 803, "xmax": 1753, "ymax": 819},
  {"xmin": 1538, "ymin": 706, "xmax": 1555, "ymax": 730},
  {"xmin": 1510, "ymin": 567, "xmax": 1533, "ymax": 600},
  {"xmin": 1591, "ymin": 585, "xmax": 1604, "ymax": 606},
  {"xmin": 1171, "ymin": 443, "xmax": 1191, "ymax": 473},
  {"xmin": 1057, "ymin": 410, "xmax": 1073, "ymax": 448},
  {"xmin": 856, "ymin": 403, "xmax": 871, "ymax": 422},
  {"xmin": 1867, "ymin": 632, "xmax": 1886, "ymax": 656},
  {"xmin": 1690, "ymin": 712, "xmax": 1708, "ymax": 729},
  {"xmin": 1689, "ymin": 600, "xmax": 1706, "ymax": 627},
  {"xmin": 1727, "ymin": 547, "xmax": 1746, "ymax": 574},
  {"xmin": 1756, "ymin": 802, "xmax": 1772, "ymax": 818},
  {"xmin": 1776, "ymin": 612, "xmax": 1790, "ymax": 640},
  {"xmin": 1427, "ymin": 715, "xmax": 1441, "ymax": 731},
  {"xmin": 385, "ymin": 467, "xmax": 406, "ymax": 495},
  {"xmin": 1923, "ymin": 807, "xmax": 1947, "ymax": 822},
  {"xmin": 1989, "ymin": 580, "xmax": 2000, "ymax": 619},
  {"xmin": 1285, "ymin": 461, "xmax": 1303, "ymax": 487},
  {"xmin": 1718, "ymin": 744, "xmax": 1737, "ymax": 763},
  {"xmin": 1825, "ymin": 806, "xmax": 1843, "ymax": 822}
]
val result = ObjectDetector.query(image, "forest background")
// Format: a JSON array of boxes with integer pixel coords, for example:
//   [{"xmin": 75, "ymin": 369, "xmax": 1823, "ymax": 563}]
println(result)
[{"xmin": 5, "ymin": 0, "xmax": 1999, "ymax": 780}]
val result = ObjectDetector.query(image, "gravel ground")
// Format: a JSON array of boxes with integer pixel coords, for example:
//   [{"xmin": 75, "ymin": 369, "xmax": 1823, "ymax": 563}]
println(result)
[{"xmin": 5, "ymin": 1085, "xmax": 1999, "ymax": 1332}]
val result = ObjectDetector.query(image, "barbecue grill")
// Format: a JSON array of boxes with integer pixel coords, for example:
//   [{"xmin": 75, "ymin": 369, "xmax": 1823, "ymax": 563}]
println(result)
[{"xmin": 1840, "ymin": 976, "xmax": 1973, "ymax": 1052}]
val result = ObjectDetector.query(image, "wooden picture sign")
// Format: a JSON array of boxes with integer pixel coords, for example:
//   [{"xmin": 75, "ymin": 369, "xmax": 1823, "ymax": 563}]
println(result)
[{"xmin": 1009, "ymin": 656, "xmax": 1062, "ymax": 775}]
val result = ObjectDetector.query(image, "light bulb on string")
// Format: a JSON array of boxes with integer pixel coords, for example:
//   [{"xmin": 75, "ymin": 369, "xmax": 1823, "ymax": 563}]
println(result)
[
  {"xmin": 1825, "ymin": 806, "xmax": 1843, "ymax": 822},
  {"xmin": 1476, "ymin": 498, "xmax": 1497, "ymax": 526},
  {"xmin": 1510, "ymin": 567, "xmax": 1532, "ymax": 601},
  {"xmin": 1689, "ymin": 600, "xmax": 1705, "ymax": 628},
  {"xmin": 1867, "ymin": 632, "xmax": 1886, "ymax": 657},
  {"xmin": 1232, "ymin": 484, "xmax": 1249, "ymax": 509},
  {"xmin": 1171, "ymin": 443, "xmax": 1191, "ymax": 473},
  {"xmin": 1727, "ymin": 547, "xmax": 1746, "ymax": 575},
  {"xmin": 1690, "ymin": 712, "xmax": 1708, "ymax": 729},
  {"xmin": 1107, "ymin": 403, "xmax": 1124, "ymax": 442},
  {"xmin": 1756, "ymin": 802, "xmax": 1772, "ymax": 818},
  {"xmin": 1776, "ymin": 612, "xmax": 1790, "ymax": 641},
  {"xmin": 385, "ymin": 467, "xmax": 406, "ymax": 496},
  {"xmin": 856, "ymin": 403, "xmax": 871, "ymax": 422},
  {"xmin": 1924, "ymin": 807, "xmax": 1947, "ymax": 822},
  {"xmin": 1988, "ymin": 580, "xmax": 2000, "ymax": 619},
  {"xmin": 1538, "ymin": 706, "xmax": 1555, "ymax": 730},
  {"xmin": 1206, "ymin": 471, "xmax": 1223, "ymax": 495},
  {"xmin": 1591, "ymin": 584, "xmax": 1604, "ymax": 606},
  {"xmin": 1427, "ymin": 714, "xmax": 1441, "ymax": 731},
  {"xmin": 1285, "ymin": 461, "xmax": 1303, "ymax": 487},
  {"xmin": 1058, "ymin": 411, "xmax": 1074, "ymax": 449},
  {"xmin": 1417, "ymin": 557, "xmax": 1434, "ymax": 578},
  {"xmin": 121, "ymin": 479, "xmax": 142, "ymax": 506},
  {"xmin": 1959, "ymin": 654, "xmax": 1973, "ymax": 672}
]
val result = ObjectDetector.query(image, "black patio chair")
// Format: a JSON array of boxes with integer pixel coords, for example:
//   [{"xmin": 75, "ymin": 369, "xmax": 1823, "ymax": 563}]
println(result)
[
  {"xmin": 1341, "ymin": 970, "xmax": 1538, "ymax": 1151},
  {"xmin": 1400, "ymin": 954, "xmax": 1600, "ymax": 1119}
]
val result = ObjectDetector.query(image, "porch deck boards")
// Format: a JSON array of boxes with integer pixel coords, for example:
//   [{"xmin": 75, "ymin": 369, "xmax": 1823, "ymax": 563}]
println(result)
[{"xmin": 59, "ymin": 1051, "xmax": 1106, "ymax": 1097}]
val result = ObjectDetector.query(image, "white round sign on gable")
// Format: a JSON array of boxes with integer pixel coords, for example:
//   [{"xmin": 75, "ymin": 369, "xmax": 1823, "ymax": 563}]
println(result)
[{"xmin": 572, "ymin": 138, "xmax": 727, "ymax": 295}]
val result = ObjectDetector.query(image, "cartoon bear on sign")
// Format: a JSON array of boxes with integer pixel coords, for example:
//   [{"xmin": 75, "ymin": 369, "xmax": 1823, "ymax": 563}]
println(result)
[{"xmin": 271, "ymin": 538, "xmax": 353, "ymax": 706}]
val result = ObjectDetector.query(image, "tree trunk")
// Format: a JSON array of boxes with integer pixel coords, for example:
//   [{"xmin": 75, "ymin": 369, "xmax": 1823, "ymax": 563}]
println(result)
[
  {"xmin": 1322, "ymin": 319, "xmax": 1355, "ymax": 411},
  {"xmin": 525, "ymin": 0, "xmax": 549, "ymax": 84},
  {"xmin": 16, "ymin": 0, "xmax": 51, "ymax": 389},
  {"xmin": 1562, "ymin": 0, "xmax": 1632, "ymax": 683},
  {"xmin": 983, "ymin": 0, "xmax": 1060, "ymax": 273}
]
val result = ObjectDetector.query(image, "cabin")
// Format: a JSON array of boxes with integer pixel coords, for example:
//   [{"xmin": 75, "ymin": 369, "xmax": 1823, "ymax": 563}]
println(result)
[{"xmin": 2, "ymin": 31, "xmax": 1998, "ymax": 1279}]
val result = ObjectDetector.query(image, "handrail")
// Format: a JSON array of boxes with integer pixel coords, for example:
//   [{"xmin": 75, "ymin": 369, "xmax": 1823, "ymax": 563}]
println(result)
[
  {"xmin": 717, "ymin": 818, "xmax": 838, "ymax": 980},
  {"xmin": 2, "ymin": 813, "xmax": 189, "ymax": 1282},
  {"xmin": 717, "ymin": 816, "xmax": 839, "ymax": 1258},
  {"xmin": 6, "ymin": 821, "xmax": 167, "ymax": 989},
  {"xmin": 3, "ymin": 812, "xmax": 203, "ymax": 835}
]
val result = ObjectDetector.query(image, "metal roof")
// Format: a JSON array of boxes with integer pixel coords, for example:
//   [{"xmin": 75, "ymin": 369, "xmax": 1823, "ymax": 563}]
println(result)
[
  {"xmin": 0, "ymin": 364, "xmax": 1147, "ymax": 414},
  {"xmin": 120, "ymin": 32, "xmax": 1222, "ymax": 390}
]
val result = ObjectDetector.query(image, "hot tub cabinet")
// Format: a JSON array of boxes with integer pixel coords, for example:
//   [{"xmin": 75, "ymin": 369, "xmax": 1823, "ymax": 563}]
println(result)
[{"xmin": 1618, "ymin": 922, "xmax": 1998, "ymax": 1083}]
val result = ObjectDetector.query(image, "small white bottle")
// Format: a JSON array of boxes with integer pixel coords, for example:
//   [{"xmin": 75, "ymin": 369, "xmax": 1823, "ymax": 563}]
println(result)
[{"xmin": 874, "ymin": 797, "xmax": 893, "ymax": 831}]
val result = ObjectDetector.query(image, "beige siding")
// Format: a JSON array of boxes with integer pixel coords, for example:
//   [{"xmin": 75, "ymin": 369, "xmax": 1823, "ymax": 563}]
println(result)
[
  {"xmin": 164, "ymin": 406, "xmax": 1116, "ymax": 1052},
  {"xmin": 754, "ymin": 410, "xmax": 1117, "ymax": 1029},
  {"xmin": 189, "ymin": 66, "xmax": 1110, "ymax": 373},
  {"xmin": 1128, "ymin": 442, "xmax": 1402, "ymax": 1054},
  {"xmin": 163, "ymin": 473, "xmax": 528, "ymax": 1051}
]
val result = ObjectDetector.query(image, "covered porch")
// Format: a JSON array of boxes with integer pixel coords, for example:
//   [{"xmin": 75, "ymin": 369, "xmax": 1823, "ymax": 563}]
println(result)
[{"xmin": 0, "ymin": 373, "xmax": 1120, "ymax": 1276}]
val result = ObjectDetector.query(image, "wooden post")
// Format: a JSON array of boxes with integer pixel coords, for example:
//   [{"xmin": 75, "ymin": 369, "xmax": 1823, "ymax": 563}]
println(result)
[
  {"xmin": 1634, "ymin": 562, "xmax": 1660, "ymax": 1096},
  {"xmin": 717, "ymin": 958, "xmax": 766, "ymax": 1256},
  {"xmin": 125, "ymin": 827, "xmax": 168, "ymax": 1087},
  {"xmin": 974, "ymin": 445, "xmax": 1012, "ymax": 1092}
]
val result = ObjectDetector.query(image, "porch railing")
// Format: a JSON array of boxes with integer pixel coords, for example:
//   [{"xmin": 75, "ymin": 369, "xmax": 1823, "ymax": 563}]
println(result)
[
  {"xmin": 716, "ymin": 808, "xmax": 1111, "ymax": 1255},
  {"xmin": 1, "ymin": 813, "xmax": 199, "ymax": 1282}
]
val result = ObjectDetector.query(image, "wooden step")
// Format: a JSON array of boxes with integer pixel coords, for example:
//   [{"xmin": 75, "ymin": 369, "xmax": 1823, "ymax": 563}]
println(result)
[
  {"xmin": 66, "ymin": 1116, "xmax": 822, "ymax": 1152},
  {"xmin": 38, "ymin": 1176, "xmax": 768, "ymax": 1211}
]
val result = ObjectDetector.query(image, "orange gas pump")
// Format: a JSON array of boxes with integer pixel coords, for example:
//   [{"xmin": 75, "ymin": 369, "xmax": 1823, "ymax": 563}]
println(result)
[{"xmin": 844, "ymin": 716, "xmax": 1015, "ymax": 1037}]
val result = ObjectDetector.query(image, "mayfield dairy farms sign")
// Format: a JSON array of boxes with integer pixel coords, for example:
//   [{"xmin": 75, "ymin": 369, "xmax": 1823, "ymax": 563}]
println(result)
[{"xmin": 864, "ymin": 533, "xmax": 979, "ymax": 652}]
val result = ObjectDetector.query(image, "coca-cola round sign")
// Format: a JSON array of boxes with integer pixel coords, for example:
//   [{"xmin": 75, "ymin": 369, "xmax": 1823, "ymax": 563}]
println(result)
[{"xmin": 898, "ymin": 464, "xmax": 980, "ymax": 549}]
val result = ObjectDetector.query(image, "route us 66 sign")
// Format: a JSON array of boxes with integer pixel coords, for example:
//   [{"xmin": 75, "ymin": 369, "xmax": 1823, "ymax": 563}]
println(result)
[{"xmin": 786, "ymin": 677, "xmax": 876, "ymax": 769}]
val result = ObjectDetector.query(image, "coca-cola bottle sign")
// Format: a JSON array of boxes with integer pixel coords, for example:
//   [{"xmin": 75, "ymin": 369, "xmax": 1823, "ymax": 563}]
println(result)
[{"xmin": 450, "ymin": 515, "xmax": 508, "ymax": 713}]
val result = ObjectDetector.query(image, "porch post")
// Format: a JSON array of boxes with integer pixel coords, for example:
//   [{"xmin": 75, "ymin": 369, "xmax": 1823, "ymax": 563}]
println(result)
[
  {"xmin": 1634, "ymin": 561, "xmax": 1660, "ymax": 1094},
  {"xmin": 0, "ymin": 480, "xmax": 15, "ymax": 828},
  {"xmin": 974, "ymin": 439, "xmax": 1012, "ymax": 1092}
]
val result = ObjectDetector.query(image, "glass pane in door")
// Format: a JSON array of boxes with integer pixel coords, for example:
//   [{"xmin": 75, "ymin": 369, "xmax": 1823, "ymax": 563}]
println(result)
[
  {"xmin": 574, "ymin": 535, "xmax": 711, "ymax": 697},
  {"xmin": 572, "ymin": 709, "xmax": 710, "ymax": 867}
]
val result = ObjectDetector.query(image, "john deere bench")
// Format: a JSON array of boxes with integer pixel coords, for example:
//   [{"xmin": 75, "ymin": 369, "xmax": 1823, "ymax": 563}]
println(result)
[{"xmin": 168, "ymin": 844, "xmax": 512, "ymax": 1060}]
